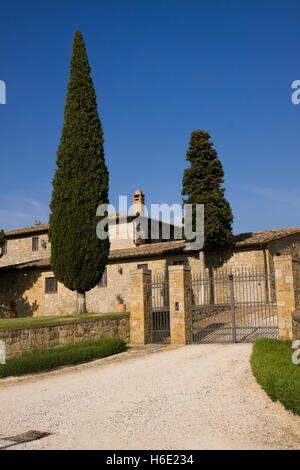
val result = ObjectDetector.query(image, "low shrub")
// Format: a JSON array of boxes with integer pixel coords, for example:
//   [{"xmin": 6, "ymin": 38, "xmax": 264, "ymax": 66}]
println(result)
[
  {"xmin": 0, "ymin": 337, "xmax": 126, "ymax": 379},
  {"xmin": 250, "ymin": 338, "xmax": 300, "ymax": 415}
]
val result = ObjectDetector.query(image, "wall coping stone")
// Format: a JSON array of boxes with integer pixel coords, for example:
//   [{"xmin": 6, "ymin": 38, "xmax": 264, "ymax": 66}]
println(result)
[
  {"xmin": 168, "ymin": 265, "xmax": 191, "ymax": 272},
  {"xmin": 0, "ymin": 314, "xmax": 130, "ymax": 332}
]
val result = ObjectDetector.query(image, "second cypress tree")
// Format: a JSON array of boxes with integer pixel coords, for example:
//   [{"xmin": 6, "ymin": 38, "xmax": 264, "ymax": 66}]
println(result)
[
  {"xmin": 49, "ymin": 30, "xmax": 109, "ymax": 314},
  {"xmin": 182, "ymin": 130, "xmax": 233, "ymax": 249}
]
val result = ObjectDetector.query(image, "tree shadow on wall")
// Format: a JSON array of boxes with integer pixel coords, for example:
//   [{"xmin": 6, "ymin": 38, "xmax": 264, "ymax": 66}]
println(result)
[{"xmin": 0, "ymin": 269, "xmax": 40, "ymax": 318}]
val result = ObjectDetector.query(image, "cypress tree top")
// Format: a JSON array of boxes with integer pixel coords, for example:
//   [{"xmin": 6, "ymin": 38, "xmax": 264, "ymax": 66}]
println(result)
[
  {"xmin": 182, "ymin": 130, "xmax": 233, "ymax": 249},
  {"xmin": 49, "ymin": 30, "xmax": 109, "ymax": 296}
]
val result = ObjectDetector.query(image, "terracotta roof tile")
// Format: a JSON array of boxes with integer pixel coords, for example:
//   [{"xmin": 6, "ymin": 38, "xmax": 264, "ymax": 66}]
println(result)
[
  {"xmin": 5, "ymin": 224, "xmax": 50, "ymax": 237},
  {"xmin": 0, "ymin": 258, "xmax": 51, "ymax": 270},
  {"xmin": 231, "ymin": 227, "xmax": 300, "ymax": 247},
  {"xmin": 108, "ymin": 240, "xmax": 186, "ymax": 260}
]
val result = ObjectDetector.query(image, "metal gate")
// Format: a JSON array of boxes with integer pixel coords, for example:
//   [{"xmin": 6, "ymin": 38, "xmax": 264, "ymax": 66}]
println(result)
[
  {"xmin": 152, "ymin": 273, "xmax": 170, "ymax": 343},
  {"xmin": 192, "ymin": 266, "xmax": 278, "ymax": 343}
]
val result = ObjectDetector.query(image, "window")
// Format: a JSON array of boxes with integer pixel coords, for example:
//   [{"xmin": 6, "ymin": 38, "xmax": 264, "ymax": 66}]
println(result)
[
  {"xmin": 1, "ymin": 241, "xmax": 7, "ymax": 255},
  {"xmin": 137, "ymin": 264, "xmax": 148, "ymax": 270},
  {"xmin": 98, "ymin": 268, "xmax": 107, "ymax": 287},
  {"xmin": 32, "ymin": 237, "xmax": 39, "ymax": 251},
  {"xmin": 45, "ymin": 277, "xmax": 57, "ymax": 293}
]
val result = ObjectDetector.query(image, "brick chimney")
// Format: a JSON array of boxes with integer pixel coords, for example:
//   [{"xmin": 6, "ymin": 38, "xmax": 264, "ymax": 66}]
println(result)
[{"xmin": 133, "ymin": 189, "xmax": 145, "ymax": 216}]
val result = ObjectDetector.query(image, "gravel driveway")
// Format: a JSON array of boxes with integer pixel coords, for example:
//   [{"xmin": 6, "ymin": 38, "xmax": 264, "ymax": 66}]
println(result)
[{"xmin": 0, "ymin": 343, "xmax": 299, "ymax": 450}]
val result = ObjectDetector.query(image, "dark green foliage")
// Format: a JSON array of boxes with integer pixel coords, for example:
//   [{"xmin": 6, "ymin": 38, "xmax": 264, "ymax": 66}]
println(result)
[
  {"xmin": 0, "ymin": 229, "xmax": 5, "ymax": 249},
  {"xmin": 182, "ymin": 130, "xmax": 233, "ymax": 249},
  {"xmin": 49, "ymin": 30, "xmax": 109, "ymax": 294},
  {"xmin": 0, "ymin": 337, "xmax": 126, "ymax": 378},
  {"xmin": 251, "ymin": 338, "xmax": 300, "ymax": 415}
]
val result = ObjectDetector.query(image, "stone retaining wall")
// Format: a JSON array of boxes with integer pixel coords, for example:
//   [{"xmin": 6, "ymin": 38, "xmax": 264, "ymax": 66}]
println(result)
[{"xmin": 0, "ymin": 314, "xmax": 130, "ymax": 359}]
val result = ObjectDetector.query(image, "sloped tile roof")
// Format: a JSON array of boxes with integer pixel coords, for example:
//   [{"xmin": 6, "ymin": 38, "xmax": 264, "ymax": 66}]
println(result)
[
  {"xmin": 5, "ymin": 224, "xmax": 50, "ymax": 237},
  {"xmin": 108, "ymin": 240, "xmax": 186, "ymax": 260},
  {"xmin": 0, "ymin": 258, "xmax": 51, "ymax": 270},
  {"xmin": 232, "ymin": 227, "xmax": 300, "ymax": 247}
]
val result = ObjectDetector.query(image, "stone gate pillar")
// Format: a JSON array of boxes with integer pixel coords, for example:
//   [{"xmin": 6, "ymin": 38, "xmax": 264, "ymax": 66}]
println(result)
[
  {"xmin": 168, "ymin": 265, "xmax": 192, "ymax": 345},
  {"xmin": 130, "ymin": 268, "xmax": 152, "ymax": 345},
  {"xmin": 273, "ymin": 255, "xmax": 295, "ymax": 340}
]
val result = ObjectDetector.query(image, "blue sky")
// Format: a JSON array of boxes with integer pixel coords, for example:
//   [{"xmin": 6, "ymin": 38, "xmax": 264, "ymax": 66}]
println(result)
[{"xmin": 0, "ymin": 0, "xmax": 300, "ymax": 233}]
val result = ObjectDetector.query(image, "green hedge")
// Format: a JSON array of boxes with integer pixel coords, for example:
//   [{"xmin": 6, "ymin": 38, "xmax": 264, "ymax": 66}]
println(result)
[
  {"xmin": 250, "ymin": 338, "xmax": 300, "ymax": 415},
  {"xmin": 0, "ymin": 337, "xmax": 126, "ymax": 379}
]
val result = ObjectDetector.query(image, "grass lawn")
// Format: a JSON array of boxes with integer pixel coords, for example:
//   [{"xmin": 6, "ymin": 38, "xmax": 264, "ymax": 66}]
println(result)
[
  {"xmin": 250, "ymin": 338, "xmax": 300, "ymax": 415},
  {"xmin": 0, "ymin": 312, "xmax": 129, "ymax": 330},
  {"xmin": 0, "ymin": 337, "xmax": 126, "ymax": 378}
]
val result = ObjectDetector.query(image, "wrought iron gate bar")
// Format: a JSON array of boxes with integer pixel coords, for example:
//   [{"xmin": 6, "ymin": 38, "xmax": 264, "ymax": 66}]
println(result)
[
  {"xmin": 151, "ymin": 273, "xmax": 170, "ymax": 344},
  {"xmin": 191, "ymin": 265, "xmax": 278, "ymax": 344}
]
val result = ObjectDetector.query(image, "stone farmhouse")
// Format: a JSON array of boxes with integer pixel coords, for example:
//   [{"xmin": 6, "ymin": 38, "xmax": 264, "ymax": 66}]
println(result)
[{"xmin": 0, "ymin": 189, "xmax": 300, "ymax": 341}]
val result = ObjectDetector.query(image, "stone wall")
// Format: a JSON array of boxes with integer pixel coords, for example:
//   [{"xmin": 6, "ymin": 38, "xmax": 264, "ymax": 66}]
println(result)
[
  {"xmin": 0, "ymin": 268, "xmax": 78, "ymax": 317},
  {"xmin": 129, "ymin": 269, "xmax": 152, "ymax": 344},
  {"xmin": 268, "ymin": 233, "xmax": 300, "ymax": 260},
  {"xmin": 0, "ymin": 314, "xmax": 130, "ymax": 358},
  {"xmin": 0, "ymin": 247, "xmax": 272, "ymax": 317},
  {"xmin": 169, "ymin": 265, "xmax": 192, "ymax": 345},
  {"xmin": 0, "ymin": 232, "xmax": 51, "ymax": 268},
  {"xmin": 292, "ymin": 260, "xmax": 300, "ymax": 309},
  {"xmin": 2, "ymin": 242, "xmax": 300, "ymax": 340},
  {"xmin": 0, "ymin": 269, "xmax": 42, "ymax": 317},
  {"xmin": 204, "ymin": 246, "xmax": 266, "ymax": 271},
  {"xmin": 92, "ymin": 256, "xmax": 199, "ymax": 313},
  {"xmin": 273, "ymin": 255, "xmax": 295, "ymax": 339},
  {"xmin": 1, "ymin": 221, "xmax": 140, "ymax": 268}
]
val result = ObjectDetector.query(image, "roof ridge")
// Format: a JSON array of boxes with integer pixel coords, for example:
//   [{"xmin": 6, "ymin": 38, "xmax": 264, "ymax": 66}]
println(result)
[{"xmin": 5, "ymin": 223, "xmax": 50, "ymax": 236}]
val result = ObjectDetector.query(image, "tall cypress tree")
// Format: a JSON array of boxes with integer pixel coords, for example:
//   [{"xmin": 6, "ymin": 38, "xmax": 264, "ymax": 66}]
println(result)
[
  {"xmin": 49, "ymin": 30, "xmax": 109, "ymax": 314},
  {"xmin": 182, "ymin": 130, "xmax": 233, "ymax": 250}
]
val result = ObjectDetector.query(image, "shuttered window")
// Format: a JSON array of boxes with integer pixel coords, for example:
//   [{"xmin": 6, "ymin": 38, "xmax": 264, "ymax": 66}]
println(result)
[
  {"xmin": 32, "ymin": 237, "xmax": 39, "ymax": 251},
  {"xmin": 45, "ymin": 277, "xmax": 57, "ymax": 293}
]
